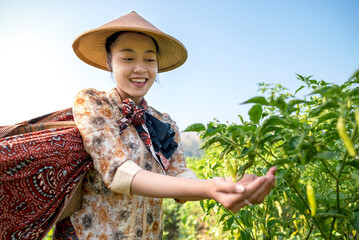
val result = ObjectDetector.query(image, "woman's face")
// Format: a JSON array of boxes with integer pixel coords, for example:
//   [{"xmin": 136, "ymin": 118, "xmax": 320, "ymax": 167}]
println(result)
[{"xmin": 110, "ymin": 32, "xmax": 158, "ymax": 104}]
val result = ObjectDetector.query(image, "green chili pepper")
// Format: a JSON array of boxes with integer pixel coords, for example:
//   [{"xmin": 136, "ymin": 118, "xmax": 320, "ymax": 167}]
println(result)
[
  {"xmin": 355, "ymin": 109, "xmax": 359, "ymax": 126},
  {"xmin": 337, "ymin": 117, "xmax": 356, "ymax": 157},
  {"xmin": 225, "ymin": 159, "xmax": 237, "ymax": 182},
  {"xmin": 306, "ymin": 180, "xmax": 317, "ymax": 217}
]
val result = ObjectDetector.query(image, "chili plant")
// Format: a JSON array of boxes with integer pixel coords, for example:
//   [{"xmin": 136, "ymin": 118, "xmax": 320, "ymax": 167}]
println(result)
[{"xmin": 185, "ymin": 71, "xmax": 359, "ymax": 239}]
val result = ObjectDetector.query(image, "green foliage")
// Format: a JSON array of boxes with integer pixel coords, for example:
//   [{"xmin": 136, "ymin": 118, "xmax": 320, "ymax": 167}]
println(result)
[
  {"xmin": 163, "ymin": 179, "xmax": 215, "ymax": 239},
  {"xmin": 43, "ymin": 227, "xmax": 54, "ymax": 239},
  {"xmin": 45, "ymin": 71, "xmax": 359, "ymax": 239},
  {"xmin": 186, "ymin": 70, "xmax": 359, "ymax": 239}
]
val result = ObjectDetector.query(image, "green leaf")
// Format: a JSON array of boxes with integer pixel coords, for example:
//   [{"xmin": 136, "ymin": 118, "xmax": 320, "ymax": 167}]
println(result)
[
  {"xmin": 316, "ymin": 213, "xmax": 349, "ymax": 220},
  {"xmin": 348, "ymin": 86, "xmax": 359, "ymax": 97},
  {"xmin": 201, "ymin": 135, "xmax": 221, "ymax": 149},
  {"xmin": 350, "ymin": 173, "xmax": 359, "ymax": 187},
  {"xmin": 202, "ymin": 122, "xmax": 226, "ymax": 138},
  {"xmin": 239, "ymin": 147, "xmax": 252, "ymax": 157},
  {"xmin": 248, "ymin": 104, "xmax": 262, "ymax": 124},
  {"xmin": 260, "ymin": 126, "xmax": 283, "ymax": 135},
  {"xmin": 273, "ymin": 158, "xmax": 292, "ymax": 166},
  {"xmin": 210, "ymin": 162, "xmax": 221, "ymax": 170},
  {"xmin": 287, "ymin": 135, "xmax": 304, "ymax": 150},
  {"xmin": 347, "ymin": 160, "xmax": 359, "ymax": 170},
  {"xmin": 309, "ymin": 101, "xmax": 338, "ymax": 117},
  {"xmin": 220, "ymin": 145, "xmax": 233, "ymax": 159},
  {"xmin": 295, "ymin": 86, "xmax": 305, "ymax": 95},
  {"xmin": 226, "ymin": 216, "xmax": 234, "ymax": 229},
  {"xmin": 309, "ymin": 79, "xmax": 318, "ymax": 85},
  {"xmin": 317, "ymin": 112, "xmax": 339, "ymax": 124},
  {"xmin": 296, "ymin": 74, "xmax": 313, "ymax": 84},
  {"xmin": 260, "ymin": 134, "xmax": 285, "ymax": 145},
  {"xmin": 288, "ymin": 99, "xmax": 307, "ymax": 106},
  {"xmin": 267, "ymin": 219, "xmax": 282, "ymax": 228},
  {"xmin": 227, "ymin": 125, "xmax": 243, "ymax": 137},
  {"xmin": 183, "ymin": 123, "xmax": 205, "ymax": 132},
  {"xmin": 238, "ymin": 114, "xmax": 244, "ymax": 124},
  {"xmin": 314, "ymin": 151, "xmax": 339, "ymax": 159},
  {"xmin": 241, "ymin": 210, "xmax": 252, "ymax": 227},
  {"xmin": 199, "ymin": 200, "xmax": 205, "ymax": 211},
  {"xmin": 260, "ymin": 116, "xmax": 294, "ymax": 133},
  {"xmin": 350, "ymin": 211, "xmax": 359, "ymax": 232},
  {"xmin": 349, "ymin": 69, "xmax": 359, "ymax": 80},
  {"xmin": 219, "ymin": 213, "xmax": 227, "ymax": 223},
  {"xmin": 274, "ymin": 97, "xmax": 287, "ymax": 112},
  {"xmin": 241, "ymin": 231, "xmax": 251, "ymax": 240},
  {"xmin": 242, "ymin": 96, "xmax": 268, "ymax": 105}
]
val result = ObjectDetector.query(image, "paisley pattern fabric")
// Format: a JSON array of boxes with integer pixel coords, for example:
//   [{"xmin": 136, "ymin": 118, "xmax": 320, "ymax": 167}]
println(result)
[
  {"xmin": 70, "ymin": 88, "xmax": 195, "ymax": 240},
  {"xmin": 0, "ymin": 109, "xmax": 93, "ymax": 240}
]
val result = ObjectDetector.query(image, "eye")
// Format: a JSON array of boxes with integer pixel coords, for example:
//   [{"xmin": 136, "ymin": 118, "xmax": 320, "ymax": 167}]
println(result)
[
  {"xmin": 122, "ymin": 58, "xmax": 134, "ymax": 61},
  {"xmin": 145, "ymin": 58, "xmax": 156, "ymax": 62}
]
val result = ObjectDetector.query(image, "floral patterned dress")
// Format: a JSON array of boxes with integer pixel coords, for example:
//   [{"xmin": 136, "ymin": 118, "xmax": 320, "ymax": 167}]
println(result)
[{"xmin": 65, "ymin": 88, "xmax": 196, "ymax": 240}]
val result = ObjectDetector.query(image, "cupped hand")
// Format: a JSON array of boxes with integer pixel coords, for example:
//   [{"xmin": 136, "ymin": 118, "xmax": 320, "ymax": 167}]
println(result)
[{"xmin": 210, "ymin": 166, "xmax": 276, "ymax": 213}]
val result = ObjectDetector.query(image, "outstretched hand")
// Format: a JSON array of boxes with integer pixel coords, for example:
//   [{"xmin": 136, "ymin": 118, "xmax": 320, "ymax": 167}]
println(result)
[{"xmin": 209, "ymin": 166, "xmax": 276, "ymax": 213}]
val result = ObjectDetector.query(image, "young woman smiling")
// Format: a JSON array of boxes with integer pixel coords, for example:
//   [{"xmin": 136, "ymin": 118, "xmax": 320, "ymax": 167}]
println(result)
[{"xmin": 53, "ymin": 11, "xmax": 276, "ymax": 239}]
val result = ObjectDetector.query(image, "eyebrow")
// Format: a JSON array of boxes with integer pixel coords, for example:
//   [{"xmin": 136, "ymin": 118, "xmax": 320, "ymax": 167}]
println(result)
[{"xmin": 119, "ymin": 48, "xmax": 157, "ymax": 54}]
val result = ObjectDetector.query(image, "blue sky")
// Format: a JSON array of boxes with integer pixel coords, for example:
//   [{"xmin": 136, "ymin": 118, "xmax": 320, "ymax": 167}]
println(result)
[{"xmin": 1, "ymin": 0, "xmax": 358, "ymax": 130}]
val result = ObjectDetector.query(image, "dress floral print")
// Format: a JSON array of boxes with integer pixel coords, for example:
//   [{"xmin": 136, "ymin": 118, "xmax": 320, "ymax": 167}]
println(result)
[{"xmin": 69, "ymin": 88, "xmax": 196, "ymax": 239}]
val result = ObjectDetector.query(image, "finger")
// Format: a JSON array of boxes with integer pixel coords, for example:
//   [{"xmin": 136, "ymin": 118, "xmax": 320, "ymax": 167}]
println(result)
[
  {"xmin": 243, "ymin": 176, "xmax": 267, "ymax": 194},
  {"xmin": 231, "ymin": 201, "xmax": 247, "ymax": 213},
  {"xmin": 247, "ymin": 176, "xmax": 275, "ymax": 204},
  {"xmin": 237, "ymin": 174, "xmax": 258, "ymax": 189},
  {"xmin": 212, "ymin": 176, "xmax": 224, "ymax": 181},
  {"xmin": 229, "ymin": 176, "xmax": 265, "ymax": 203},
  {"xmin": 266, "ymin": 166, "xmax": 277, "ymax": 177},
  {"xmin": 235, "ymin": 184, "xmax": 245, "ymax": 193},
  {"xmin": 247, "ymin": 177, "xmax": 272, "ymax": 203},
  {"xmin": 213, "ymin": 177, "xmax": 241, "ymax": 194},
  {"xmin": 239, "ymin": 174, "xmax": 257, "ymax": 183},
  {"xmin": 252, "ymin": 184, "xmax": 272, "ymax": 204}
]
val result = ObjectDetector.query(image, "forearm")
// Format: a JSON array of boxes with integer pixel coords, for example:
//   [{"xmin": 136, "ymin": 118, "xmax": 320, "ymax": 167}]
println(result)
[
  {"xmin": 130, "ymin": 169, "xmax": 211, "ymax": 201},
  {"xmin": 130, "ymin": 167, "xmax": 277, "ymax": 213}
]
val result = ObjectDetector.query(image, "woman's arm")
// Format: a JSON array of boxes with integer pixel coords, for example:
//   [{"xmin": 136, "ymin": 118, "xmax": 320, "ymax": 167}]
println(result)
[{"xmin": 131, "ymin": 167, "xmax": 276, "ymax": 213}]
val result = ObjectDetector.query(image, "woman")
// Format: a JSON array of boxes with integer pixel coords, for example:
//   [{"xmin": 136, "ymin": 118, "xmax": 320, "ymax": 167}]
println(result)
[{"xmin": 55, "ymin": 11, "xmax": 276, "ymax": 239}]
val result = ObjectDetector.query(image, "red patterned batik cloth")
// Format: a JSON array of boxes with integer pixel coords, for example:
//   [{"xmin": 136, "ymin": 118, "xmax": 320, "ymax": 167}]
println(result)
[{"xmin": 0, "ymin": 108, "xmax": 92, "ymax": 240}]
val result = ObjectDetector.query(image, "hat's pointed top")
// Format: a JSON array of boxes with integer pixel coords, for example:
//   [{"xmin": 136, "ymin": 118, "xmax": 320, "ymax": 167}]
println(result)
[{"xmin": 100, "ymin": 11, "xmax": 161, "ymax": 32}]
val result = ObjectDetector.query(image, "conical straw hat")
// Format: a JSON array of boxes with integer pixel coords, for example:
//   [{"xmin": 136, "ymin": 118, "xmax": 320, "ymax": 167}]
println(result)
[{"xmin": 72, "ymin": 11, "xmax": 187, "ymax": 73}]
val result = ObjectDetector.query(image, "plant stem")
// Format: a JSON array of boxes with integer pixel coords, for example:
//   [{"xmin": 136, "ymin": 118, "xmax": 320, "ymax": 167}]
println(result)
[
  {"xmin": 329, "ymin": 218, "xmax": 336, "ymax": 240},
  {"xmin": 264, "ymin": 145, "xmax": 280, "ymax": 161},
  {"xmin": 256, "ymin": 150, "xmax": 273, "ymax": 166},
  {"xmin": 284, "ymin": 177, "xmax": 328, "ymax": 239},
  {"xmin": 226, "ymin": 209, "xmax": 254, "ymax": 240},
  {"xmin": 319, "ymin": 158, "xmax": 338, "ymax": 181},
  {"xmin": 330, "ymin": 122, "xmax": 358, "ymax": 239},
  {"xmin": 305, "ymin": 224, "xmax": 313, "ymax": 240}
]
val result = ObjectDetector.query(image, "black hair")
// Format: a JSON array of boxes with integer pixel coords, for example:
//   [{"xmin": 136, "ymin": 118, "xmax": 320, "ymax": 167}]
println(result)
[{"xmin": 105, "ymin": 31, "xmax": 159, "ymax": 72}]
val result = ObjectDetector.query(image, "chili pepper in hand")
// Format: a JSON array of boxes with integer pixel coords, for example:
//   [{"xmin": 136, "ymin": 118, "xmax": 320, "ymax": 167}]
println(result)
[{"xmin": 225, "ymin": 159, "xmax": 237, "ymax": 182}]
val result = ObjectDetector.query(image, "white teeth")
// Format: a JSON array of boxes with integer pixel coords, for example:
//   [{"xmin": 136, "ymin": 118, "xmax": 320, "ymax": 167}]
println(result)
[{"xmin": 130, "ymin": 78, "xmax": 146, "ymax": 83}]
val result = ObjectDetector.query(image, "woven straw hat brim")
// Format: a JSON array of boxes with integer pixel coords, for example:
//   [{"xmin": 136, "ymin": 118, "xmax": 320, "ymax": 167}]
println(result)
[{"xmin": 72, "ymin": 13, "xmax": 187, "ymax": 73}]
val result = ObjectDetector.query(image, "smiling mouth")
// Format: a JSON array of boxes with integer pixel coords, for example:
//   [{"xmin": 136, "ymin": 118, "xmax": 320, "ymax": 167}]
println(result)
[{"xmin": 130, "ymin": 78, "xmax": 147, "ymax": 83}]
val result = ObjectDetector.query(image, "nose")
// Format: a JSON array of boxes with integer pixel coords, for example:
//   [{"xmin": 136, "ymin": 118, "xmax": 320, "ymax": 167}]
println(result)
[{"xmin": 133, "ymin": 61, "xmax": 146, "ymax": 74}]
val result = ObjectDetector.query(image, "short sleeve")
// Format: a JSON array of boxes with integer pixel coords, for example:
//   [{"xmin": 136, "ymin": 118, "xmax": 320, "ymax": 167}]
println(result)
[{"xmin": 73, "ymin": 88, "xmax": 142, "ymax": 194}]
